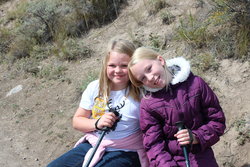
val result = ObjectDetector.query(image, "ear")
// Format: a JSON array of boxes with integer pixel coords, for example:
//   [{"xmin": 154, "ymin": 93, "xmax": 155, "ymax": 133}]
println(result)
[{"xmin": 157, "ymin": 56, "xmax": 165, "ymax": 66}]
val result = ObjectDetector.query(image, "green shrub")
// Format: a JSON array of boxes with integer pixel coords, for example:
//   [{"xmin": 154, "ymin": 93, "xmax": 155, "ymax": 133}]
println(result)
[
  {"xmin": 145, "ymin": 0, "xmax": 169, "ymax": 15},
  {"xmin": 38, "ymin": 64, "xmax": 68, "ymax": 80},
  {"xmin": 160, "ymin": 10, "xmax": 175, "ymax": 25},
  {"xmin": 126, "ymin": 28, "xmax": 143, "ymax": 48},
  {"xmin": 5, "ymin": 0, "xmax": 66, "ymax": 62},
  {"xmin": 6, "ymin": 0, "xmax": 29, "ymax": 21},
  {"xmin": 29, "ymin": 44, "xmax": 52, "ymax": 60},
  {"xmin": 15, "ymin": 57, "xmax": 40, "ymax": 76},
  {"xmin": 68, "ymin": 0, "xmax": 126, "ymax": 32},
  {"xmin": 208, "ymin": 29, "xmax": 235, "ymax": 59},
  {"xmin": 0, "ymin": 27, "xmax": 13, "ymax": 56},
  {"xmin": 191, "ymin": 52, "xmax": 219, "ymax": 74},
  {"xmin": 235, "ymin": 19, "xmax": 250, "ymax": 59},
  {"xmin": 148, "ymin": 33, "xmax": 163, "ymax": 50},
  {"xmin": 7, "ymin": 36, "xmax": 36, "ymax": 62},
  {"xmin": 0, "ymin": 0, "xmax": 11, "ymax": 5},
  {"xmin": 19, "ymin": 0, "xmax": 67, "ymax": 43},
  {"xmin": 4, "ymin": 0, "xmax": 127, "ymax": 63},
  {"xmin": 209, "ymin": 0, "xmax": 250, "ymax": 59},
  {"xmin": 10, "ymin": 0, "xmax": 127, "ymax": 41},
  {"xmin": 53, "ymin": 38, "xmax": 92, "ymax": 61},
  {"xmin": 233, "ymin": 118, "xmax": 250, "ymax": 146},
  {"xmin": 176, "ymin": 14, "xmax": 208, "ymax": 48}
]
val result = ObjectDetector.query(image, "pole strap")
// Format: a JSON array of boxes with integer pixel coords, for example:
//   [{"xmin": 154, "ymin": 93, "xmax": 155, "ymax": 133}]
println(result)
[{"xmin": 94, "ymin": 118, "xmax": 102, "ymax": 131}]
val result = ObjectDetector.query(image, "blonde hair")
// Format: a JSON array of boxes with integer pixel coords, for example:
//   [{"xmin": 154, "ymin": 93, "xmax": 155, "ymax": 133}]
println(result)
[
  {"xmin": 128, "ymin": 47, "xmax": 172, "ymax": 93},
  {"xmin": 98, "ymin": 38, "xmax": 140, "ymax": 101}
]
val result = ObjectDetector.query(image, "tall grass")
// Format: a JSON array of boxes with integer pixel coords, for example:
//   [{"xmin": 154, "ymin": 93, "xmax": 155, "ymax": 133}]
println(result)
[
  {"xmin": 209, "ymin": 0, "xmax": 250, "ymax": 59},
  {"xmin": 176, "ymin": 14, "xmax": 208, "ymax": 49}
]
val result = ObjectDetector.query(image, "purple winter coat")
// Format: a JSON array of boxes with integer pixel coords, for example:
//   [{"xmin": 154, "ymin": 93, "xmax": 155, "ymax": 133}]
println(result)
[{"xmin": 140, "ymin": 57, "xmax": 226, "ymax": 167}]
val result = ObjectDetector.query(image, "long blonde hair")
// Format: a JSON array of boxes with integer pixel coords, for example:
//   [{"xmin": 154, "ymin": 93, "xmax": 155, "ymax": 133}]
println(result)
[
  {"xmin": 98, "ymin": 38, "xmax": 140, "ymax": 101},
  {"xmin": 128, "ymin": 47, "xmax": 172, "ymax": 94}
]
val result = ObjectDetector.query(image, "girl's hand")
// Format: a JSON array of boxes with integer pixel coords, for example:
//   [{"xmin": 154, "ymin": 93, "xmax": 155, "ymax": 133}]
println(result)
[
  {"xmin": 95, "ymin": 112, "xmax": 119, "ymax": 130},
  {"xmin": 174, "ymin": 129, "xmax": 199, "ymax": 146}
]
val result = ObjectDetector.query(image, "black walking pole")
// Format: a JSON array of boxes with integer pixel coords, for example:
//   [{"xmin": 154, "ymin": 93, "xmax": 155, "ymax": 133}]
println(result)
[
  {"xmin": 83, "ymin": 109, "xmax": 121, "ymax": 167},
  {"xmin": 175, "ymin": 121, "xmax": 191, "ymax": 167},
  {"xmin": 82, "ymin": 127, "xmax": 109, "ymax": 167}
]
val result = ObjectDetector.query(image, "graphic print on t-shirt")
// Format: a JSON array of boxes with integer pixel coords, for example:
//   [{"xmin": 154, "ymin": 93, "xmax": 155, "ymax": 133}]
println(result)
[{"xmin": 92, "ymin": 97, "xmax": 106, "ymax": 119}]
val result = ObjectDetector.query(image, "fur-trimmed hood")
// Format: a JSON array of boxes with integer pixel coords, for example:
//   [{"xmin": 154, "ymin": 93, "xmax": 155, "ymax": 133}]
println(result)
[
  {"xmin": 167, "ymin": 57, "xmax": 191, "ymax": 85},
  {"xmin": 142, "ymin": 57, "xmax": 191, "ymax": 92}
]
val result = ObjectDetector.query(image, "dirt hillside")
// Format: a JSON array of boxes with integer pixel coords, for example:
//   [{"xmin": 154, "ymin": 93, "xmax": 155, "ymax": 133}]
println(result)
[{"xmin": 0, "ymin": 0, "xmax": 249, "ymax": 167}]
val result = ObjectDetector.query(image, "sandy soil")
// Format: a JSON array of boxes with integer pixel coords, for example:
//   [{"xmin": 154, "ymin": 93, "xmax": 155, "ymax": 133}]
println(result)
[{"xmin": 0, "ymin": 0, "xmax": 249, "ymax": 167}]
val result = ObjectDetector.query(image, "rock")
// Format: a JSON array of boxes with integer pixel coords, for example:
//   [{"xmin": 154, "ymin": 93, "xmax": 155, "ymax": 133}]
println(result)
[{"xmin": 6, "ymin": 85, "xmax": 23, "ymax": 97}]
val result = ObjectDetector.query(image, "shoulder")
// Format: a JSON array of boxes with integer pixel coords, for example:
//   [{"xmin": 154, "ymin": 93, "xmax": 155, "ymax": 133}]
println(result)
[
  {"xmin": 179, "ymin": 74, "xmax": 211, "ymax": 97},
  {"xmin": 140, "ymin": 93, "xmax": 164, "ymax": 110},
  {"xmin": 188, "ymin": 74, "xmax": 207, "ymax": 87},
  {"xmin": 86, "ymin": 80, "xmax": 99, "ymax": 89},
  {"xmin": 80, "ymin": 80, "xmax": 99, "ymax": 108},
  {"xmin": 82, "ymin": 80, "xmax": 99, "ymax": 96},
  {"xmin": 89, "ymin": 79, "xmax": 99, "ymax": 86}
]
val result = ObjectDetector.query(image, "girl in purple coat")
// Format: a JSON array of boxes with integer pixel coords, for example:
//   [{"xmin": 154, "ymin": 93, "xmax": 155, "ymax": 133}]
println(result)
[{"xmin": 128, "ymin": 47, "xmax": 226, "ymax": 167}]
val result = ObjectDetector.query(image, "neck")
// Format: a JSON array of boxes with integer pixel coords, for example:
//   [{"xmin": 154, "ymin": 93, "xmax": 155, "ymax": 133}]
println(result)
[{"xmin": 111, "ymin": 84, "xmax": 128, "ymax": 91}]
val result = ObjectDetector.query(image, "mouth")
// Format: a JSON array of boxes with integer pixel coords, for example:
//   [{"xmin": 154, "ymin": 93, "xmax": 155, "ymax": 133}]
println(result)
[
  {"xmin": 154, "ymin": 76, "xmax": 160, "ymax": 85},
  {"xmin": 115, "ymin": 74, "xmax": 125, "ymax": 78}
]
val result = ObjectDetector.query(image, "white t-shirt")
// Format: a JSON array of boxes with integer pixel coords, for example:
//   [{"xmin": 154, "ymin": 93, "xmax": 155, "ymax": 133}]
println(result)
[{"xmin": 79, "ymin": 80, "xmax": 140, "ymax": 140}]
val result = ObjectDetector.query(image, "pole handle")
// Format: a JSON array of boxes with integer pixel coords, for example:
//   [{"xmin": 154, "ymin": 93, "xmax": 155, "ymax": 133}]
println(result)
[
  {"xmin": 175, "ymin": 121, "xmax": 185, "ymax": 130},
  {"xmin": 175, "ymin": 121, "xmax": 191, "ymax": 167}
]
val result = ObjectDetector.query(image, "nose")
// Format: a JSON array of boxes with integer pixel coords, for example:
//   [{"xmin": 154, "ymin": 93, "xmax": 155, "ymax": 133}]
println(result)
[
  {"xmin": 115, "ymin": 66, "xmax": 122, "ymax": 73},
  {"xmin": 145, "ymin": 74, "xmax": 154, "ymax": 82}
]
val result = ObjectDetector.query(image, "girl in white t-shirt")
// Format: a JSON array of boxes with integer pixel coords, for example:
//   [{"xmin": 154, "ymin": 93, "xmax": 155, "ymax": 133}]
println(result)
[{"xmin": 47, "ymin": 38, "xmax": 149, "ymax": 167}]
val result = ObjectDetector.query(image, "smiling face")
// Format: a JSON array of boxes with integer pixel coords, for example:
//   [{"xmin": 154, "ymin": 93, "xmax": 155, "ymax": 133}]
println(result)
[
  {"xmin": 130, "ymin": 56, "xmax": 167, "ymax": 89},
  {"xmin": 107, "ymin": 51, "xmax": 131, "ymax": 90}
]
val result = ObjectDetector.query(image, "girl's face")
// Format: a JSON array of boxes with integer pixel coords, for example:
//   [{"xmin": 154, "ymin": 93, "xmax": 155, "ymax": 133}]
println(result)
[
  {"xmin": 130, "ymin": 56, "xmax": 167, "ymax": 89},
  {"xmin": 107, "ymin": 51, "xmax": 130, "ymax": 90}
]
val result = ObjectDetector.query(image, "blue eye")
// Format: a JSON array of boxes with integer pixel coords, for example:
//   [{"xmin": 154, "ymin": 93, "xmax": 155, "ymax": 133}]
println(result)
[
  {"xmin": 108, "ymin": 64, "xmax": 116, "ymax": 68},
  {"xmin": 121, "ymin": 64, "xmax": 128, "ymax": 68},
  {"xmin": 147, "ymin": 66, "xmax": 152, "ymax": 72}
]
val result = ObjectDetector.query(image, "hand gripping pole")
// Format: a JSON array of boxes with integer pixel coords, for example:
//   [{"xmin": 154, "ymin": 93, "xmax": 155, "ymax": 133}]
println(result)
[{"xmin": 175, "ymin": 121, "xmax": 191, "ymax": 167}]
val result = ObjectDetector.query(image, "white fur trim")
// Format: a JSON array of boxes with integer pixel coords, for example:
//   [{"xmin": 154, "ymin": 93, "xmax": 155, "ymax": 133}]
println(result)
[
  {"xmin": 142, "ymin": 57, "xmax": 190, "ymax": 92},
  {"xmin": 143, "ymin": 86, "xmax": 162, "ymax": 92},
  {"xmin": 166, "ymin": 57, "xmax": 190, "ymax": 85}
]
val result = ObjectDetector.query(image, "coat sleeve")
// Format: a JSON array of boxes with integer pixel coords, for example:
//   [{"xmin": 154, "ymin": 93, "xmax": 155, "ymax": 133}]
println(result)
[
  {"xmin": 192, "ymin": 77, "xmax": 226, "ymax": 153},
  {"xmin": 140, "ymin": 101, "xmax": 179, "ymax": 167}
]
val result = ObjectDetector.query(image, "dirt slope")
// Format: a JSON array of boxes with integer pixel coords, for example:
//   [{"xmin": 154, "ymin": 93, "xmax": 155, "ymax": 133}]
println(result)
[{"xmin": 0, "ymin": 0, "xmax": 249, "ymax": 167}]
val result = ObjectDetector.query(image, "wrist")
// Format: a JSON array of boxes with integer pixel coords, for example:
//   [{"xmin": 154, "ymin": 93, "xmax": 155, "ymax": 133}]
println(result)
[
  {"xmin": 192, "ymin": 134, "xmax": 199, "ymax": 144},
  {"xmin": 94, "ymin": 118, "xmax": 102, "ymax": 130}
]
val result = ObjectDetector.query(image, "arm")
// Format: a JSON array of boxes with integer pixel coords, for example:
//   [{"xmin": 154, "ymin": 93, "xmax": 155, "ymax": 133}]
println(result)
[
  {"xmin": 72, "ymin": 107, "xmax": 96, "ymax": 132},
  {"xmin": 191, "ymin": 77, "xmax": 226, "ymax": 152},
  {"xmin": 72, "ymin": 107, "xmax": 119, "ymax": 133},
  {"xmin": 72, "ymin": 80, "xmax": 119, "ymax": 133},
  {"xmin": 140, "ymin": 102, "xmax": 178, "ymax": 167}
]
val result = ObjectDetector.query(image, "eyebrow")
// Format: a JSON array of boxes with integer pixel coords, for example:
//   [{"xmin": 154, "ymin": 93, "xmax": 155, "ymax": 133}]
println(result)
[{"xmin": 107, "ymin": 62, "xmax": 128, "ymax": 66}]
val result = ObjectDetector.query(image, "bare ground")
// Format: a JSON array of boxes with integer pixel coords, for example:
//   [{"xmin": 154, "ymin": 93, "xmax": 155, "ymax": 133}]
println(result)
[{"xmin": 0, "ymin": 0, "xmax": 249, "ymax": 167}]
